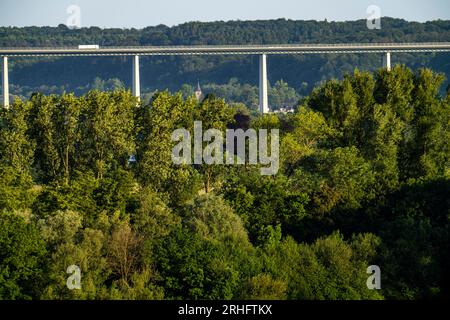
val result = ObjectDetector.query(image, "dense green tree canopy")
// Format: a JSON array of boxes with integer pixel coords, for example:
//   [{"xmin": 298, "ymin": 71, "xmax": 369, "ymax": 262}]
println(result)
[{"xmin": 0, "ymin": 64, "xmax": 449, "ymax": 300}]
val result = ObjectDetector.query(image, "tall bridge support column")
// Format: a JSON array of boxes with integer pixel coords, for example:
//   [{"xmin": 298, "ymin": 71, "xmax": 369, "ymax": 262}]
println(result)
[
  {"xmin": 383, "ymin": 51, "xmax": 391, "ymax": 71},
  {"xmin": 2, "ymin": 56, "xmax": 9, "ymax": 108},
  {"xmin": 132, "ymin": 55, "xmax": 140, "ymax": 100},
  {"xmin": 259, "ymin": 54, "xmax": 269, "ymax": 114}
]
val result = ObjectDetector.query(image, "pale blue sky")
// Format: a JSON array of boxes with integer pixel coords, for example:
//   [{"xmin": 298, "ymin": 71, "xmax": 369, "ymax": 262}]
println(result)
[{"xmin": 1, "ymin": 0, "xmax": 449, "ymax": 28}]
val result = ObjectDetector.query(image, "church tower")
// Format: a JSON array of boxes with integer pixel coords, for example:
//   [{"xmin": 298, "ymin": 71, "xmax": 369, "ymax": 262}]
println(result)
[{"xmin": 194, "ymin": 81, "xmax": 202, "ymax": 101}]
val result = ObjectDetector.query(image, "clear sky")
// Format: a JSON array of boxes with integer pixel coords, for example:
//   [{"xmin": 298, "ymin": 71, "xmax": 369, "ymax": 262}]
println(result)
[{"xmin": 0, "ymin": 0, "xmax": 449, "ymax": 28}]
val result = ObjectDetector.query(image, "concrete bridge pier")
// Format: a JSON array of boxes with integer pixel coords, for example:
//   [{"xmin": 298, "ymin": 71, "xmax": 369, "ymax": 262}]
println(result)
[
  {"xmin": 383, "ymin": 51, "xmax": 391, "ymax": 71},
  {"xmin": 2, "ymin": 56, "xmax": 9, "ymax": 108},
  {"xmin": 259, "ymin": 54, "xmax": 269, "ymax": 114},
  {"xmin": 132, "ymin": 55, "xmax": 140, "ymax": 100}
]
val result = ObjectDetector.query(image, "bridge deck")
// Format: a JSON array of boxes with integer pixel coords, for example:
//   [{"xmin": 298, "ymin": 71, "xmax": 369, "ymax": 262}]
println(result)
[{"xmin": 1, "ymin": 43, "xmax": 450, "ymax": 57}]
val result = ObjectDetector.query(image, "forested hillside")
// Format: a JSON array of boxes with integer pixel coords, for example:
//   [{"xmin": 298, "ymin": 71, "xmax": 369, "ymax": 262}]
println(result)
[
  {"xmin": 1, "ymin": 18, "xmax": 450, "ymax": 104},
  {"xmin": 1, "ymin": 66, "xmax": 449, "ymax": 300}
]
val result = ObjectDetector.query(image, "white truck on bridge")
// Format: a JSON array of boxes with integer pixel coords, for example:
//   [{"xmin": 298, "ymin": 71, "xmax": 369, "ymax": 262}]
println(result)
[{"xmin": 78, "ymin": 45, "xmax": 99, "ymax": 49}]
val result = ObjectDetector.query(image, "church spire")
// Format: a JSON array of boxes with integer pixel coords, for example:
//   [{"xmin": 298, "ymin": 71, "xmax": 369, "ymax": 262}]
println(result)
[{"xmin": 195, "ymin": 80, "xmax": 202, "ymax": 101}]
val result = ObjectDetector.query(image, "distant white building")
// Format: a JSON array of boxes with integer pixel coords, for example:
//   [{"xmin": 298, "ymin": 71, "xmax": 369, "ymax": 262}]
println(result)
[{"xmin": 273, "ymin": 106, "xmax": 294, "ymax": 114}]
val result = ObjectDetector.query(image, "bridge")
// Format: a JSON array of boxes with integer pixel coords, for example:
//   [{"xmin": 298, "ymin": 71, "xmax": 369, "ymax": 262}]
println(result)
[{"xmin": 2, "ymin": 42, "xmax": 450, "ymax": 112}]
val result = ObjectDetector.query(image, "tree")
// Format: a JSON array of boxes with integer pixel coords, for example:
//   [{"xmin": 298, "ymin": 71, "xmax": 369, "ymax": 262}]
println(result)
[
  {"xmin": 1, "ymin": 63, "xmax": 449, "ymax": 301},
  {"xmin": 308, "ymin": 77, "xmax": 360, "ymax": 146},
  {"xmin": 184, "ymin": 194, "xmax": 249, "ymax": 244},
  {"xmin": 0, "ymin": 100, "xmax": 36, "ymax": 210},
  {"xmin": 194, "ymin": 94, "xmax": 235, "ymax": 193},
  {"xmin": 280, "ymin": 107, "xmax": 336, "ymax": 175},
  {"xmin": 409, "ymin": 69, "xmax": 448, "ymax": 179},
  {"xmin": 37, "ymin": 210, "xmax": 83, "ymax": 250},
  {"xmin": 259, "ymin": 233, "xmax": 383, "ymax": 300},
  {"xmin": 240, "ymin": 274, "xmax": 287, "ymax": 299},
  {"xmin": 53, "ymin": 94, "xmax": 83, "ymax": 184},
  {"xmin": 373, "ymin": 179, "xmax": 450, "ymax": 299},
  {"xmin": 250, "ymin": 113, "xmax": 280, "ymax": 131},
  {"xmin": 0, "ymin": 99, "xmax": 34, "ymax": 182},
  {"xmin": 269, "ymin": 80, "xmax": 299, "ymax": 109},
  {"xmin": 374, "ymin": 65, "xmax": 415, "ymax": 123},
  {"xmin": 221, "ymin": 168, "xmax": 308, "ymax": 243},
  {"xmin": 108, "ymin": 221, "xmax": 143, "ymax": 286},
  {"xmin": 365, "ymin": 104, "xmax": 404, "ymax": 195},
  {"xmin": 29, "ymin": 94, "xmax": 65, "ymax": 183},
  {"xmin": 133, "ymin": 186, "xmax": 181, "ymax": 253},
  {"xmin": 42, "ymin": 227, "xmax": 111, "ymax": 300},
  {"xmin": 154, "ymin": 227, "xmax": 239, "ymax": 299},
  {"xmin": 136, "ymin": 91, "xmax": 200, "ymax": 204},
  {"xmin": 180, "ymin": 84, "xmax": 194, "ymax": 99},
  {"xmin": 0, "ymin": 210, "xmax": 46, "ymax": 299},
  {"xmin": 80, "ymin": 91, "xmax": 137, "ymax": 179},
  {"xmin": 291, "ymin": 147, "xmax": 375, "ymax": 214}
]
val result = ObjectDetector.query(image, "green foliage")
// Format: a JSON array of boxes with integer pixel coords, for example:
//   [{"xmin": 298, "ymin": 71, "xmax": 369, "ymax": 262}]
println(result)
[
  {"xmin": 136, "ymin": 91, "xmax": 200, "ymax": 203},
  {"xmin": 81, "ymin": 91, "xmax": 137, "ymax": 179},
  {"xmin": 221, "ymin": 169, "xmax": 308, "ymax": 243},
  {"xmin": 0, "ymin": 100, "xmax": 36, "ymax": 210},
  {"xmin": 291, "ymin": 147, "xmax": 375, "ymax": 214},
  {"xmin": 250, "ymin": 113, "xmax": 280, "ymax": 131},
  {"xmin": 194, "ymin": 95, "xmax": 235, "ymax": 192},
  {"xmin": 133, "ymin": 186, "xmax": 181, "ymax": 241},
  {"xmin": 32, "ymin": 169, "xmax": 137, "ymax": 226},
  {"xmin": 1, "ymin": 64, "xmax": 449, "ymax": 300},
  {"xmin": 154, "ymin": 227, "xmax": 239, "ymax": 299},
  {"xmin": 280, "ymin": 107, "xmax": 337, "ymax": 174},
  {"xmin": 0, "ymin": 211, "xmax": 46, "ymax": 299},
  {"xmin": 373, "ymin": 179, "xmax": 450, "ymax": 299},
  {"xmin": 269, "ymin": 80, "xmax": 300, "ymax": 109},
  {"xmin": 0, "ymin": 100, "xmax": 34, "ymax": 181},
  {"xmin": 184, "ymin": 194, "xmax": 249, "ymax": 245},
  {"xmin": 28, "ymin": 91, "xmax": 137, "ymax": 183},
  {"xmin": 259, "ymin": 233, "xmax": 383, "ymax": 300},
  {"xmin": 0, "ymin": 167, "xmax": 37, "ymax": 211},
  {"xmin": 241, "ymin": 274, "xmax": 287, "ymax": 300}
]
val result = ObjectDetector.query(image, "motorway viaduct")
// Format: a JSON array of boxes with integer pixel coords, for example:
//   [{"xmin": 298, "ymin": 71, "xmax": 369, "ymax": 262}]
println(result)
[{"xmin": 2, "ymin": 42, "xmax": 450, "ymax": 112}]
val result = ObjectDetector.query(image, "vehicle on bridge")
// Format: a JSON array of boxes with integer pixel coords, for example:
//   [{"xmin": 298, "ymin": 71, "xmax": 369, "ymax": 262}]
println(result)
[{"xmin": 78, "ymin": 44, "xmax": 100, "ymax": 49}]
